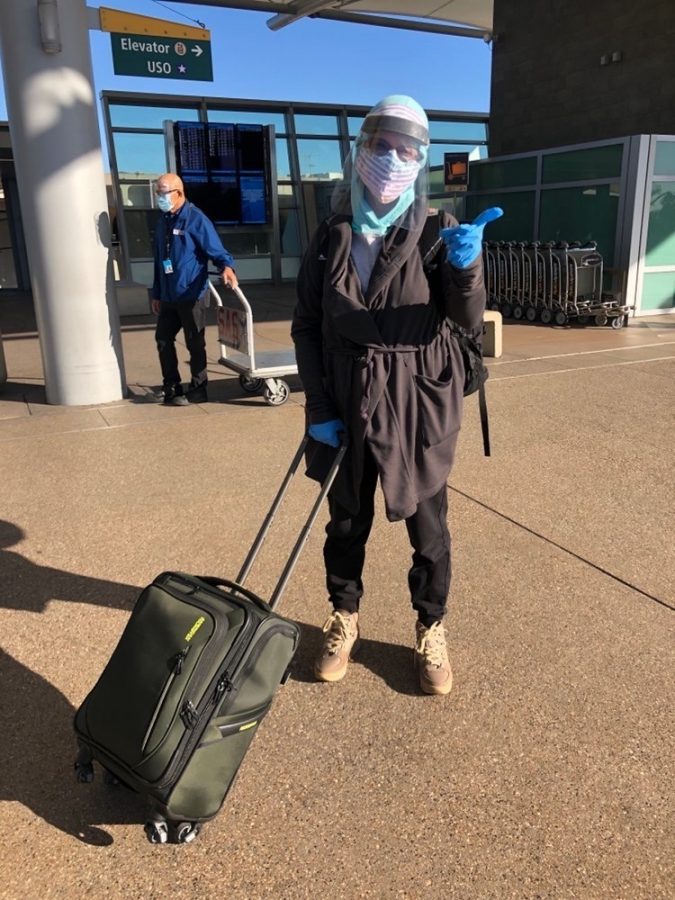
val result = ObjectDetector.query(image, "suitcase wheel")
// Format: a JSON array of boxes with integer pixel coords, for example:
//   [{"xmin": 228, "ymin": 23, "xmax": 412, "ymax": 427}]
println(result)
[
  {"xmin": 74, "ymin": 761, "xmax": 94, "ymax": 783},
  {"xmin": 103, "ymin": 769, "xmax": 120, "ymax": 786},
  {"xmin": 174, "ymin": 821, "xmax": 201, "ymax": 844},
  {"xmin": 144, "ymin": 820, "xmax": 169, "ymax": 844},
  {"xmin": 74, "ymin": 747, "xmax": 95, "ymax": 783}
]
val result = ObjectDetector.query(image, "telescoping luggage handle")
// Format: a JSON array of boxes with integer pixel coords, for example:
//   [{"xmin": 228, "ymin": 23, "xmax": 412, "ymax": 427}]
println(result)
[{"xmin": 230, "ymin": 436, "xmax": 345, "ymax": 611}]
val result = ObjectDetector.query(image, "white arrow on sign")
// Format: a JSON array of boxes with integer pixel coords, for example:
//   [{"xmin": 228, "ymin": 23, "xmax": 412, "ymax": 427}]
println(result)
[{"xmin": 191, "ymin": 45, "xmax": 203, "ymax": 57}]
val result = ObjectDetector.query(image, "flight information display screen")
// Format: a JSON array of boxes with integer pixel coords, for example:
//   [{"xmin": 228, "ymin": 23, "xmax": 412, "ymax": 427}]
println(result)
[{"xmin": 173, "ymin": 121, "xmax": 270, "ymax": 225}]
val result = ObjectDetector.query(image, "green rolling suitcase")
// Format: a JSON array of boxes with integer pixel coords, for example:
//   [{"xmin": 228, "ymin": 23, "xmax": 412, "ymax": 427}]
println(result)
[{"xmin": 73, "ymin": 438, "xmax": 345, "ymax": 844}]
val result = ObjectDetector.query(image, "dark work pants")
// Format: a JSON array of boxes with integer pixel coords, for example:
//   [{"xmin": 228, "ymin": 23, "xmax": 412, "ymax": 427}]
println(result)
[
  {"xmin": 323, "ymin": 446, "xmax": 451, "ymax": 626},
  {"xmin": 155, "ymin": 300, "xmax": 207, "ymax": 388}
]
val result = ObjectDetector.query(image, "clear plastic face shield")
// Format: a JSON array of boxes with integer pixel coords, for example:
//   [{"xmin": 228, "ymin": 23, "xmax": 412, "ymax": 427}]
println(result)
[{"xmin": 332, "ymin": 110, "xmax": 430, "ymax": 234}]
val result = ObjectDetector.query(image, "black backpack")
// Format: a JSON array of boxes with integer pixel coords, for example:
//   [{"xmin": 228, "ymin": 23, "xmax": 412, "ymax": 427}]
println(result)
[{"xmin": 419, "ymin": 211, "xmax": 490, "ymax": 456}]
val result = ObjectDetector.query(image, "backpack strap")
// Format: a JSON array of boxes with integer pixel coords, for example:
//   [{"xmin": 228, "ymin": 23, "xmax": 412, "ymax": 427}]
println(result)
[{"xmin": 478, "ymin": 380, "xmax": 490, "ymax": 457}]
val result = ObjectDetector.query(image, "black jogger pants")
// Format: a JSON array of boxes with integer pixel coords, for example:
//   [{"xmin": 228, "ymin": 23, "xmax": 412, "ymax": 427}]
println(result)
[
  {"xmin": 323, "ymin": 445, "xmax": 451, "ymax": 626},
  {"xmin": 155, "ymin": 300, "xmax": 207, "ymax": 388}
]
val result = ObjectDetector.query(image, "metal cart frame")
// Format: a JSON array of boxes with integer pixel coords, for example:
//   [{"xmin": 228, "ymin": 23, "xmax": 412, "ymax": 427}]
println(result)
[{"xmin": 209, "ymin": 282, "xmax": 297, "ymax": 406}]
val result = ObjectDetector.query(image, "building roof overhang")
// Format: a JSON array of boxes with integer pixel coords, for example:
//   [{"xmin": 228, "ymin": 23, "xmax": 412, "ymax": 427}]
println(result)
[{"xmin": 176, "ymin": 1, "xmax": 494, "ymax": 40}]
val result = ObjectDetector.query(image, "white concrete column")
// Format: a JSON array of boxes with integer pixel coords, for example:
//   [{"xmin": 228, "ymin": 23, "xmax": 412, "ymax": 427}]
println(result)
[{"xmin": 0, "ymin": 0, "xmax": 125, "ymax": 404}]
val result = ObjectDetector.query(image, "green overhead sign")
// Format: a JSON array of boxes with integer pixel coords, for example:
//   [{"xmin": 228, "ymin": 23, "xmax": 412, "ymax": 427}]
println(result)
[{"xmin": 110, "ymin": 33, "xmax": 213, "ymax": 81}]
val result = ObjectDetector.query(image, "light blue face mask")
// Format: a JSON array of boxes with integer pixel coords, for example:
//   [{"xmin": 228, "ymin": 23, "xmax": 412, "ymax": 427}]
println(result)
[{"xmin": 156, "ymin": 194, "xmax": 174, "ymax": 213}]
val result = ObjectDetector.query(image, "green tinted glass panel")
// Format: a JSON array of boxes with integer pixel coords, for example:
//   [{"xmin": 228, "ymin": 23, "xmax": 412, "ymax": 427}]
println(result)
[
  {"xmin": 542, "ymin": 145, "xmax": 623, "ymax": 183},
  {"xmin": 470, "ymin": 157, "xmax": 537, "ymax": 190},
  {"xmin": 640, "ymin": 272, "xmax": 675, "ymax": 311},
  {"xmin": 646, "ymin": 183, "xmax": 675, "ymax": 265},
  {"xmin": 109, "ymin": 105, "xmax": 199, "ymax": 128},
  {"xmin": 207, "ymin": 109, "xmax": 286, "ymax": 132},
  {"xmin": 465, "ymin": 191, "xmax": 535, "ymax": 241},
  {"xmin": 294, "ymin": 114, "xmax": 339, "ymax": 135},
  {"xmin": 113, "ymin": 133, "xmax": 165, "ymax": 177},
  {"xmin": 539, "ymin": 185, "xmax": 619, "ymax": 264},
  {"xmin": 428, "ymin": 120, "xmax": 487, "ymax": 142},
  {"xmin": 654, "ymin": 141, "xmax": 675, "ymax": 176},
  {"xmin": 297, "ymin": 138, "xmax": 343, "ymax": 179}
]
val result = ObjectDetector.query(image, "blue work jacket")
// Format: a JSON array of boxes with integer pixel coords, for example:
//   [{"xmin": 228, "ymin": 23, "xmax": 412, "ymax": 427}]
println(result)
[{"xmin": 151, "ymin": 202, "xmax": 235, "ymax": 303}]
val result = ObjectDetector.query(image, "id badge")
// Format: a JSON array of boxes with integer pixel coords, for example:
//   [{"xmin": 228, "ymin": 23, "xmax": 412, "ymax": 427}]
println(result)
[{"xmin": 162, "ymin": 258, "xmax": 174, "ymax": 274}]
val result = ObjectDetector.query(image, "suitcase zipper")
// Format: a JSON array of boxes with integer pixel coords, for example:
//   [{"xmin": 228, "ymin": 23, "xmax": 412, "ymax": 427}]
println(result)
[
  {"xmin": 153, "ymin": 615, "xmax": 259, "ymax": 790},
  {"xmin": 140, "ymin": 646, "xmax": 190, "ymax": 755}
]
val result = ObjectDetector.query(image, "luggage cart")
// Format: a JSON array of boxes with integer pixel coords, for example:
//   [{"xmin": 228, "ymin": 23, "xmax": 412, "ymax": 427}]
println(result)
[{"xmin": 208, "ymin": 281, "xmax": 297, "ymax": 406}]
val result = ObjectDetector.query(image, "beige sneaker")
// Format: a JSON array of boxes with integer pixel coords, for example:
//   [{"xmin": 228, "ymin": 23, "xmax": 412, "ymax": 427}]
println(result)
[
  {"xmin": 414, "ymin": 621, "xmax": 453, "ymax": 695},
  {"xmin": 314, "ymin": 609, "xmax": 360, "ymax": 682}
]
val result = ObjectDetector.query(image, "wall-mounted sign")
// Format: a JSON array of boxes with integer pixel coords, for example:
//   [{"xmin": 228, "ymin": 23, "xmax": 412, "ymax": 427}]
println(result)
[
  {"xmin": 100, "ymin": 7, "xmax": 213, "ymax": 82},
  {"xmin": 110, "ymin": 34, "xmax": 212, "ymax": 81},
  {"xmin": 444, "ymin": 152, "xmax": 470, "ymax": 192}
]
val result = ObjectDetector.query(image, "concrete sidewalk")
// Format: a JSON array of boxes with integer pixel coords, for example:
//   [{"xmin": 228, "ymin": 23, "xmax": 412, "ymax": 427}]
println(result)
[{"xmin": 0, "ymin": 292, "xmax": 673, "ymax": 899}]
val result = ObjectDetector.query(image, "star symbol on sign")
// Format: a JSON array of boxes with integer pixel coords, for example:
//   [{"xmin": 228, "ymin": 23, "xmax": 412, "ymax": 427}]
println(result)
[{"xmin": 178, "ymin": 64, "xmax": 187, "ymax": 74}]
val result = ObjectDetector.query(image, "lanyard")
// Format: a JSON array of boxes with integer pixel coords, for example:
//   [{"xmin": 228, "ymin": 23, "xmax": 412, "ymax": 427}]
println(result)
[{"xmin": 164, "ymin": 215, "xmax": 173, "ymax": 260}]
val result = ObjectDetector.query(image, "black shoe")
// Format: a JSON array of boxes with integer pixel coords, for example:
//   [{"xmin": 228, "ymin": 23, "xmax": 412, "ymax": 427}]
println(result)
[
  {"xmin": 186, "ymin": 380, "xmax": 208, "ymax": 403},
  {"xmin": 163, "ymin": 385, "xmax": 189, "ymax": 406}
]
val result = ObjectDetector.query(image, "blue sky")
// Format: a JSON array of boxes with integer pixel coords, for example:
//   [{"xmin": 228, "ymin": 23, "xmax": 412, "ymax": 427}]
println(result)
[{"xmin": 0, "ymin": 1, "xmax": 492, "ymax": 118}]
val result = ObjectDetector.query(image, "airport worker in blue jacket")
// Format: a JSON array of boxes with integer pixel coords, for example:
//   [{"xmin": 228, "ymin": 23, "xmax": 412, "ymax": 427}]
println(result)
[{"xmin": 150, "ymin": 172, "xmax": 238, "ymax": 405}]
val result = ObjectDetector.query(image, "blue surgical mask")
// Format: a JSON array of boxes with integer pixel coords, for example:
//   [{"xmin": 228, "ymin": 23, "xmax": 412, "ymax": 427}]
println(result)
[{"xmin": 156, "ymin": 194, "xmax": 174, "ymax": 213}]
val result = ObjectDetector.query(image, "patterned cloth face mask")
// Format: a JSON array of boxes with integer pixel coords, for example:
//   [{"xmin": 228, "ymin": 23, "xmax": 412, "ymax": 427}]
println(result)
[{"xmin": 355, "ymin": 145, "xmax": 421, "ymax": 204}]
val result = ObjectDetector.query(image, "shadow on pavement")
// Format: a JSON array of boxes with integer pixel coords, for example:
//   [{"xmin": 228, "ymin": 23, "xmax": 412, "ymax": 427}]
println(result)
[
  {"xmin": 293, "ymin": 620, "xmax": 419, "ymax": 695},
  {"xmin": 0, "ymin": 649, "xmax": 144, "ymax": 846},
  {"xmin": 0, "ymin": 521, "xmax": 139, "ymax": 613}
]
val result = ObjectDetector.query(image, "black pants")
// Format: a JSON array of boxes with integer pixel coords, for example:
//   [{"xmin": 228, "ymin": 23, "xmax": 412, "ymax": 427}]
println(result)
[
  {"xmin": 323, "ymin": 446, "xmax": 451, "ymax": 626},
  {"xmin": 155, "ymin": 300, "xmax": 207, "ymax": 388}
]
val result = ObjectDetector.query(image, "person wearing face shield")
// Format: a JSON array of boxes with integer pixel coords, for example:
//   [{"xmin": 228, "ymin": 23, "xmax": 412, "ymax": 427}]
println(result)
[
  {"xmin": 150, "ymin": 173, "xmax": 238, "ymax": 405},
  {"xmin": 291, "ymin": 96, "xmax": 490, "ymax": 695}
]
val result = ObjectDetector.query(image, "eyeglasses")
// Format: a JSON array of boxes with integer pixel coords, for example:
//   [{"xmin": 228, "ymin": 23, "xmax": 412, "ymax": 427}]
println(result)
[
  {"xmin": 367, "ymin": 137, "xmax": 420, "ymax": 163},
  {"xmin": 155, "ymin": 188, "xmax": 178, "ymax": 197}
]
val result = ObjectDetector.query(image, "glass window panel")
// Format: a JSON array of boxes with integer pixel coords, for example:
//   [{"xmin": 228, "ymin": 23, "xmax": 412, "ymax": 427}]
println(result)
[
  {"xmin": 542, "ymin": 145, "xmax": 623, "ymax": 183},
  {"xmin": 123, "ymin": 209, "xmax": 159, "ymax": 258},
  {"xmin": 277, "ymin": 184, "xmax": 296, "ymax": 205},
  {"xmin": 109, "ymin": 104, "xmax": 199, "ymax": 128},
  {"xmin": 113, "ymin": 133, "xmax": 166, "ymax": 177},
  {"xmin": 470, "ymin": 157, "xmax": 538, "ymax": 191},
  {"xmin": 640, "ymin": 272, "xmax": 675, "ymax": 311},
  {"xmin": 217, "ymin": 229, "xmax": 271, "ymax": 255},
  {"xmin": 297, "ymin": 139, "xmax": 343, "ymax": 180},
  {"xmin": 348, "ymin": 116, "xmax": 364, "ymax": 136},
  {"xmin": 294, "ymin": 114, "xmax": 338, "ymax": 135},
  {"xmin": 428, "ymin": 120, "xmax": 487, "ymax": 142},
  {"xmin": 428, "ymin": 196, "xmax": 466, "ymax": 220},
  {"xmin": 275, "ymin": 138, "xmax": 292, "ymax": 180},
  {"xmin": 538, "ymin": 185, "xmax": 620, "ymax": 265},
  {"xmin": 118, "ymin": 180, "xmax": 156, "ymax": 207},
  {"xmin": 129, "ymin": 260, "xmax": 154, "ymax": 285},
  {"xmin": 281, "ymin": 257, "xmax": 301, "ymax": 279},
  {"xmin": 280, "ymin": 208, "xmax": 301, "ymax": 256},
  {"xmin": 207, "ymin": 109, "xmax": 287, "ymax": 132},
  {"xmin": 466, "ymin": 191, "xmax": 535, "ymax": 241},
  {"xmin": 427, "ymin": 144, "xmax": 473, "ymax": 168},
  {"xmin": 654, "ymin": 141, "xmax": 675, "ymax": 176},
  {"xmin": 645, "ymin": 183, "xmax": 675, "ymax": 266}
]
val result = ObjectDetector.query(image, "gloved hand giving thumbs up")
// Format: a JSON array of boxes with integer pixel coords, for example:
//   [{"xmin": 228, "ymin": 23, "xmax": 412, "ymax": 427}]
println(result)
[{"xmin": 441, "ymin": 207, "xmax": 503, "ymax": 269}]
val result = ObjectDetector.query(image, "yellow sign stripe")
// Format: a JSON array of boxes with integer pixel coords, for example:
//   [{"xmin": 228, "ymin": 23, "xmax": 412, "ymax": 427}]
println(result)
[{"xmin": 99, "ymin": 7, "xmax": 209, "ymax": 41}]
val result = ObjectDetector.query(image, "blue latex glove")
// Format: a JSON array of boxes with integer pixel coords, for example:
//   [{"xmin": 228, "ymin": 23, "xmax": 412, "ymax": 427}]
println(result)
[
  {"xmin": 441, "ymin": 207, "xmax": 504, "ymax": 269},
  {"xmin": 308, "ymin": 419, "xmax": 344, "ymax": 448}
]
